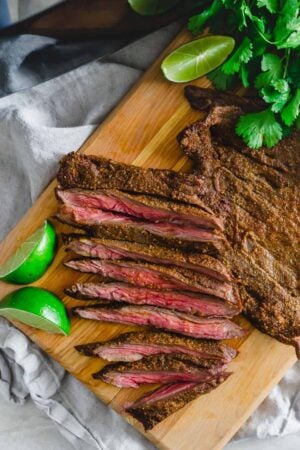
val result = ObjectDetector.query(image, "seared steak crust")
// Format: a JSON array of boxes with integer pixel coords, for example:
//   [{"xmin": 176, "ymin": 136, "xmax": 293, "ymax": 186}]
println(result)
[
  {"xmin": 63, "ymin": 235, "xmax": 231, "ymax": 281},
  {"xmin": 65, "ymin": 258, "xmax": 239, "ymax": 304},
  {"xmin": 95, "ymin": 353, "xmax": 224, "ymax": 376},
  {"xmin": 126, "ymin": 372, "xmax": 231, "ymax": 430},
  {"xmin": 56, "ymin": 188, "xmax": 223, "ymax": 230},
  {"xmin": 184, "ymin": 85, "xmax": 264, "ymax": 113},
  {"xmin": 178, "ymin": 86, "xmax": 300, "ymax": 354},
  {"xmin": 75, "ymin": 330, "xmax": 237, "ymax": 362},
  {"xmin": 57, "ymin": 151, "xmax": 209, "ymax": 208},
  {"xmin": 93, "ymin": 354, "xmax": 226, "ymax": 387}
]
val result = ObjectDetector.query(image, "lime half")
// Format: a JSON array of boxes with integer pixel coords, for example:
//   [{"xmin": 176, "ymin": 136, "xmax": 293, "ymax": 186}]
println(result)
[
  {"xmin": 0, "ymin": 287, "xmax": 70, "ymax": 335},
  {"xmin": 0, "ymin": 221, "xmax": 57, "ymax": 284},
  {"xmin": 161, "ymin": 35, "xmax": 235, "ymax": 83},
  {"xmin": 128, "ymin": 0, "xmax": 179, "ymax": 15}
]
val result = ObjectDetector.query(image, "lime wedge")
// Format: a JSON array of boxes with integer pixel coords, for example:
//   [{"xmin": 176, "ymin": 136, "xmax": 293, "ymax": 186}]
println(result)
[
  {"xmin": 161, "ymin": 35, "xmax": 235, "ymax": 83},
  {"xmin": 0, "ymin": 221, "xmax": 57, "ymax": 284},
  {"xmin": 128, "ymin": 0, "xmax": 179, "ymax": 16},
  {"xmin": 0, "ymin": 287, "xmax": 70, "ymax": 335}
]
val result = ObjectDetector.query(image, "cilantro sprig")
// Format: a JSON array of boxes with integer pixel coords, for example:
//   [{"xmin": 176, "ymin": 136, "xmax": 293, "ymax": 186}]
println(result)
[
  {"xmin": 128, "ymin": 0, "xmax": 299, "ymax": 148},
  {"xmin": 188, "ymin": 0, "xmax": 300, "ymax": 149}
]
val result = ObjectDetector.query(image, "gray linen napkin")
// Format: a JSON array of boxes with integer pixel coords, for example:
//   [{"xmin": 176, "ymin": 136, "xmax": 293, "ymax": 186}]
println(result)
[{"xmin": 0, "ymin": 24, "xmax": 299, "ymax": 450}]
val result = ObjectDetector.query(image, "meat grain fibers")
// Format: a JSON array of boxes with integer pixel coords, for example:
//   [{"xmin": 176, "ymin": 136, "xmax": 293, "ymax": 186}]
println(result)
[{"xmin": 75, "ymin": 330, "xmax": 237, "ymax": 362}]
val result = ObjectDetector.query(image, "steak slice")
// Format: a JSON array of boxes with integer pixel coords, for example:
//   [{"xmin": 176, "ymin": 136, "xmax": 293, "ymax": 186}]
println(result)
[
  {"xmin": 65, "ymin": 259, "xmax": 239, "ymax": 304},
  {"xmin": 126, "ymin": 382, "xmax": 198, "ymax": 408},
  {"xmin": 184, "ymin": 85, "xmax": 264, "ymax": 113},
  {"xmin": 57, "ymin": 151, "xmax": 210, "ymax": 208},
  {"xmin": 63, "ymin": 235, "xmax": 231, "ymax": 281},
  {"xmin": 56, "ymin": 204, "xmax": 224, "ymax": 251},
  {"xmin": 178, "ymin": 89, "xmax": 300, "ymax": 355},
  {"xmin": 66, "ymin": 282, "xmax": 241, "ymax": 317},
  {"xmin": 56, "ymin": 188, "xmax": 223, "ymax": 230},
  {"xmin": 93, "ymin": 354, "xmax": 227, "ymax": 388},
  {"xmin": 126, "ymin": 372, "xmax": 230, "ymax": 430},
  {"xmin": 72, "ymin": 304, "xmax": 246, "ymax": 339},
  {"xmin": 75, "ymin": 330, "xmax": 237, "ymax": 362}
]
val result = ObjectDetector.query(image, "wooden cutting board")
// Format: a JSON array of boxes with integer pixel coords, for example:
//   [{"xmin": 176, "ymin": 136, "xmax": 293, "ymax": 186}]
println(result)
[{"xmin": 0, "ymin": 30, "xmax": 297, "ymax": 450}]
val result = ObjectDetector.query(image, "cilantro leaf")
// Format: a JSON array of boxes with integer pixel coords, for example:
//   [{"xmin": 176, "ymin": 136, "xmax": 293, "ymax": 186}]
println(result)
[
  {"xmin": 257, "ymin": 0, "xmax": 278, "ymax": 14},
  {"xmin": 274, "ymin": 0, "xmax": 299, "ymax": 45},
  {"xmin": 281, "ymin": 88, "xmax": 300, "ymax": 126},
  {"xmin": 180, "ymin": 0, "xmax": 300, "ymax": 149},
  {"xmin": 288, "ymin": 17, "xmax": 300, "ymax": 32},
  {"xmin": 254, "ymin": 53, "xmax": 282, "ymax": 89},
  {"xmin": 236, "ymin": 109, "xmax": 283, "ymax": 148},
  {"xmin": 208, "ymin": 66, "xmax": 236, "ymax": 90},
  {"xmin": 277, "ymin": 12, "xmax": 300, "ymax": 48},
  {"xmin": 261, "ymin": 79, "xmax": 290, "ymax": 112},
  {"xmin": 250, "ymin": 27, "xmax": 268, "ymax": 56},
  {"xmin": 222, "ymin": 37, "xmax": 253, "ymax": 75},
  {"xmin": 278, "ymin": 31, "xmax": 300, "ymax": 49},
  {"xmin": 243, "ymin": 3, "xmax": 268, "ymax": 37},
  {"xmin": 240, "ymin": 63, "xmax": 249, "ymax": 87},
  {"xmin": 188, "ymin": 0, "xmax": 222, "ymax": 34}
]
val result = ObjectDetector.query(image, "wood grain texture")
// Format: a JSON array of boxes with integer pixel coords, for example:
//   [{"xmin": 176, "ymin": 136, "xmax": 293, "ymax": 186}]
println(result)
[{"xmin": 0, "ymin": 30, "xmax": 297, "ymax": 450}]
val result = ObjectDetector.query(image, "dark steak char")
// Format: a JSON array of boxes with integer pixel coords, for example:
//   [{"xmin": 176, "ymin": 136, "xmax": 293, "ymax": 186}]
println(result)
[
  {"xmin": 64, "ymin": 235, "xmax": 231, "ymax": 281},
  {"xmin": 75, "ymin": 330, "xmax": 237, "ymax": 362},
  {"xmin": 65, "ymin": 259, "xmax": 239, "ymax": 304},
  {"xmin": 72, "ymin": 304, "xmax": 246, "ymax": 340},
  {"xmin": 66, "ymin": 282, "xmax": 241, "ymax": 317},
  {"xmin": 184, "ymin": 85, "xmax": 264, "ymax": 113},
  {"xmin": 178, "ymin": 86, "xmax": 300, "ymax": 355},
  {"xmin": 56, "ymin": 188, "xmax": 223, "ymax": 230},
  {"xmin": 93, "ymin": 354, "xmax": 227, "ymax": 388},
  {"xmin": 126, "ymin": 373, "xmax": 231, "ymax": 430},
  {"xmin": 57, "ymin": 151, "xmax": 209, "ymax": 208},
  {"xmin": 56, "ymin": 204, "xmax": 224, "ymax": 251}
]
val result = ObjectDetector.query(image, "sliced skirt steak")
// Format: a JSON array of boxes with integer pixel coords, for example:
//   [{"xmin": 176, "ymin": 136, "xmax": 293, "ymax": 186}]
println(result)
[
  {"xmin": 75, "ymin": 330, "xmax": 237, "ymax": 362},
  {"xmin": 65, "ymin": 259, "xmax": 239, "ymax": 304},
  {"xmin": 125, "ymin": 372, "xmax": 231, "ymax": 430},
  {"xmin": 66, "ymin": 282, "xmax": 241, "ymax": 317},
  {"xmin": 63, "ymin": 235, "xmax": 231, "ymax": 281},
  {"xmin": 56, "ymin": 188, "xmax": 223, "ymax": 230},
  {"xmin": 56, "ymin": 203, "xmax": 224, "ymax": 251},
  {"xmin": 93, "ymin": 354, "xmax": 227, "ymax": 388},
  {"xmin": 72, "ymin": 304, "xmax": 246, "ymax": 340}
]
